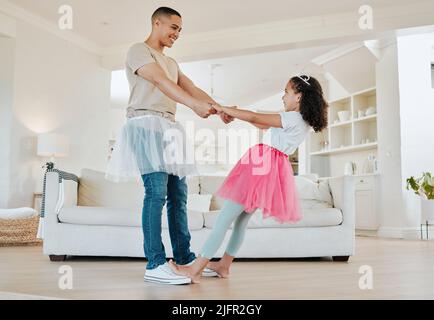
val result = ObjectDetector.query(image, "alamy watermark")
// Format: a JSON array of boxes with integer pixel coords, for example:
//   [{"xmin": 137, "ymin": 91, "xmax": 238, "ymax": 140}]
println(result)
[
  {"xmin": 58, "ymin": 265, "xmax": 73, "ymax": 290},
  {"xmin": 358, "ymin": 5, "xmax": 374, "ymax": 30},
  {"xmin": 58, "ymin": 5, "xmax": 74, "ymax": 30},
  {"xmin": 358, "ymin": 265, "xmax": 373, "ymax": 290}
]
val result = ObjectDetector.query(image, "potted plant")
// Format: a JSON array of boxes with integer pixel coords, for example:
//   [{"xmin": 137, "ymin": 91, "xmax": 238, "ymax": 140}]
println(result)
[{"xmin": 406, "ymin": 172, "xmax": 434, "ymax": 223}]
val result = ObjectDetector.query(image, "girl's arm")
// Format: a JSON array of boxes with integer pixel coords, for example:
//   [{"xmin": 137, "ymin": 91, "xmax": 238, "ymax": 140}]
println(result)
[
  {"xmin": 251, "ymin": 122, "xmax": 271, "ymax": 130},
  {"xmin": 215, "ymin": 106, "xmax": 283, "ymax": 129}
]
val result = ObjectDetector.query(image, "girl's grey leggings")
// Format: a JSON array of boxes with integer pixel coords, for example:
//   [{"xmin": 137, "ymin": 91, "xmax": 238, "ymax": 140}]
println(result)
[{"xmin": 200, "ymin": 199, "xmax": 253, "ymax": 259}]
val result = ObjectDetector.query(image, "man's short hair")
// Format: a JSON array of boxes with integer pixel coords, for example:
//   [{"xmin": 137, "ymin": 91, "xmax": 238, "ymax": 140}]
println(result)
[{"xmin": 151, "ymin": 7, "xmax": 181, "ymax": 22}]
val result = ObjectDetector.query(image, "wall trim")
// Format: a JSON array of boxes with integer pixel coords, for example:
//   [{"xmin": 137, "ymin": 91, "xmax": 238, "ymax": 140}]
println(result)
[{"xmin": 377, "ymin": 226, "xmax": 433, "ymax": 240}]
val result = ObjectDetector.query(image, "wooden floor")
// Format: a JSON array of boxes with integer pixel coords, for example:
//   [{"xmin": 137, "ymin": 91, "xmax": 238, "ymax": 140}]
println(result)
[{"xmin": 1, "ymin": 237, "xmax": 434, "ymax": 300}]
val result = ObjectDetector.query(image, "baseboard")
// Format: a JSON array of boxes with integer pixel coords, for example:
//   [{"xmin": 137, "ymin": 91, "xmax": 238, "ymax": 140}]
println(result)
[
  {"xmin": 356, "ymin": 229, "xmax": 378, "ymax": 237},
  {"xmin": 377, "ymin": 226, "xmax": 434, "ymax": 240}
]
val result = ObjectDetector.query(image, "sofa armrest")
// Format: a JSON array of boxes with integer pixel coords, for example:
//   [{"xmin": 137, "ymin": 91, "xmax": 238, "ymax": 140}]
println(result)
[
  {"xmin": 42, "ymin": 170, "xmax": 78, "ymax": 223},
  {"xmin": 327, "ymin": 176, "xmax": 356, "ymax": 228}
]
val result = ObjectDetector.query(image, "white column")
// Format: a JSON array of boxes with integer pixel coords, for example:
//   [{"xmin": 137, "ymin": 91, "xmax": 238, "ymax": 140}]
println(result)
[{"xmin": 375, "ymin": 41, "xmax": 406, "ymax": 237}]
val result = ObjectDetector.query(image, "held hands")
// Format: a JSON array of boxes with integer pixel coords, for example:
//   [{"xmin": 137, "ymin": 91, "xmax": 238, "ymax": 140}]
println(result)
[
  {"xmin": 212, "ymin": 104, "xmax": 237, "ymax": 124},
  {"xmin": 192, "ymin": 101, "xmax": 236, "ymax": 124},
  {"xmin": 192, "ymin": 102, "xmax": 218, "ymax": 118}
]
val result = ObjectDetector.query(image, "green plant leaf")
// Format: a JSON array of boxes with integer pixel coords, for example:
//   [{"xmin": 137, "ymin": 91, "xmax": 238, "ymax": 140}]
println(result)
[{"xmin": 406, "ymin": 173, "xmax": 434, "ymax": 198}]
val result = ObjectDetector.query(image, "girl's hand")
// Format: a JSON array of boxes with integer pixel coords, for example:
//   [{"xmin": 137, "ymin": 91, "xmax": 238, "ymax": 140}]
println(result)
[
  {"xmin": 212, "ymin": 104, "xmax": 224, "ymax": 113},
  {"xmin": 221, "ymin": 107, "xmax": 236, "ymax": 123},
  {"xmin": 212, "ymin": 104, "xmax": 235, "ymax": 124}
]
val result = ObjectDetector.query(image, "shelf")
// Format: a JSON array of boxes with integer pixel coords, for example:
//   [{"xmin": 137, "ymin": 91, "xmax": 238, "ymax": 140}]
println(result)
[
  {"xmin": 353, "ymin": 114, "xmax": 377, "ymax": 123},
  {"xmin": 330, "ymin": 124, "xmax": 352, "ymax": 150},
  {"xmin": 352, "ymin": 86, "xmax": 376, "ymax": 96},
  {"xmin": 330, "ymin": 119, "xmax": 353, "ymax": 127},
  {"xmin": 310, "ymin": 142, "xmax": 378, "ymax": 156},
  {"xmin": 330, "ymin": 114, "xmax": 377, "ymax": 127},
  {"xmin": 309, "ymin": 87, "xmax": 378, "ymax": 178}
]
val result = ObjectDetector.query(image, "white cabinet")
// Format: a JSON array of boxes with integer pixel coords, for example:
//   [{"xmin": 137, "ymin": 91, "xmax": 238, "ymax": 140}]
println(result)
[{"xmin": 354, "ymin": 175, "xmax": 378, "ymax": 230}]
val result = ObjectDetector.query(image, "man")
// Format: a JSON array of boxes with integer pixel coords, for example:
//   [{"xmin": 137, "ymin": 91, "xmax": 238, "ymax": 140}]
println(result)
[{"xmin": 120, "ymin": 7, "xmax": 233, "ymax": 285}]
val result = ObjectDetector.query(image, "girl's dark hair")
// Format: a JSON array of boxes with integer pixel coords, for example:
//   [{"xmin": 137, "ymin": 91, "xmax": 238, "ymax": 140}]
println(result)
[{"xmin": 289, "ymin": 76, "xmax": 328, "ymax": 132}]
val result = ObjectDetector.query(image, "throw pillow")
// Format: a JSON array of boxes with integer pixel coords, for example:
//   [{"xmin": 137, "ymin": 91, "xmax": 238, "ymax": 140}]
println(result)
[{"xmin": 187, "ymin": 194, "xmax": 213, "ymax": 213}]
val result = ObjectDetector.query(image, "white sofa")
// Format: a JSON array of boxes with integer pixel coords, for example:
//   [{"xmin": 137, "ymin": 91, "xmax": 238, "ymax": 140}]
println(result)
[{"xmin": 42, "ymin": 169, "xmax": 356, "ymax": 262}]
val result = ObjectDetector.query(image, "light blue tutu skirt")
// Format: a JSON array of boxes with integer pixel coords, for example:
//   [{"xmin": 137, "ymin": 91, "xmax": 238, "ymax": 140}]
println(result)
[{"xmin": 105, "ymin": 115, "xmax": 198, "ymax": 182}]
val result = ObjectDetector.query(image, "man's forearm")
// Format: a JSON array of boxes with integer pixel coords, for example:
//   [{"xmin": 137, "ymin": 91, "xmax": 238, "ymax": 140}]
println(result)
[
  {"xmin": 187, "ymin": 86, "xmax": 235, "ymax": 123},
  {"xmin": 155, "ymin": 77, "xmax": 202, "ymax": 109},
  {"xmin": 187, "ymin": 86, "xmax": 215, "ymax": 104}
]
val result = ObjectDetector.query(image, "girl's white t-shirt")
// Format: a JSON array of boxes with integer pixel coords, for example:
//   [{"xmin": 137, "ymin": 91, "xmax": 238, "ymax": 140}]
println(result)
[{"xmin": 262, "ymin": 111, "xmax": 310, "ymax": 155}]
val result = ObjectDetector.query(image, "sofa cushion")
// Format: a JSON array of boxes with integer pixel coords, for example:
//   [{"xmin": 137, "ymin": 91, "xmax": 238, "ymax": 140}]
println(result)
[
  {"xmin": 187, "ymin": 194, "xmax": 212, "ymax": 212},
  {"xmin": 294, "ymin": 176, "xmax": 333, "ymax": 204},
  {"xmin": 203, "ymin": 207, "xmax": 342, "ymax": 229},
  {"xmin": 78, "ymin": 169, "xmax": 200, "ymax": 208},
  {"xmin": 58, "ymin": 206, "xmax": 204, "ymax": 231},
  {"xmin": 78, "ymin": 169, "xmax": 144, "ymax": 208},
  {"xmin": 187, "ymin": 176, "xmax": 200, "ymax": 194}
]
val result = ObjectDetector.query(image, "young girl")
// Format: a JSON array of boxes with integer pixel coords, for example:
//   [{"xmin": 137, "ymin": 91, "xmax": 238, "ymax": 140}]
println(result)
[{"xmin": 169, "ymin": 75, "xmax": 328, "ymax": 283}]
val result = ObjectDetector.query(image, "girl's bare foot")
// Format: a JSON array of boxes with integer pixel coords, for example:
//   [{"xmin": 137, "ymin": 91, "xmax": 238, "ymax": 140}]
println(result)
[
  {"xmin": 206, "ymin": 261, "xmax": 230, "ymax": 278},
  {"xmin": 168, "ymin": 260, "xmax": 202, "ymax": 283}
]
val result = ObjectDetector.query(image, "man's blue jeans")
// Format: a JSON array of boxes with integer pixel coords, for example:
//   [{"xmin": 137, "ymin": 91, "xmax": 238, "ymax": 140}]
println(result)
[{"xmin": 141, "ymin": 172, "xmax": 196, "ymax": 270}]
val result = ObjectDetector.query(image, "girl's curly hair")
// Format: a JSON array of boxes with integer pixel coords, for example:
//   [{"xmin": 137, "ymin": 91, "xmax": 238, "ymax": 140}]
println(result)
[{"xmin": 289, "ymin": 76, "xmax": 328, "ymax": 132}]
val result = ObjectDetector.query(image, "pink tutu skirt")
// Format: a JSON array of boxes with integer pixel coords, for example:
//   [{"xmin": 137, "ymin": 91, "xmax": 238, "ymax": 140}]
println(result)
[{"xmin": 216, "ymin": 143, "xmax": 302, "ymax": 223}]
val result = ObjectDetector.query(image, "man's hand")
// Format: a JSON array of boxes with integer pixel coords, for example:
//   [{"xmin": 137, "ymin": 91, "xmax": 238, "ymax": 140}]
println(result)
[{"xmin": 193, "ymin": 102, "xmax": 217, "ymax": 118}]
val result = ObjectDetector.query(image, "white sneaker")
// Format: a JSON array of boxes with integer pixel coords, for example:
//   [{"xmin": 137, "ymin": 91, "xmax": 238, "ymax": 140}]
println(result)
[
  {"xmin": 144, "ymin": 263, "xmax": 192, "ymax": 285},
  {"xmin": 184, "ymin": 260, "xmax": 219, "ymax": 278}
]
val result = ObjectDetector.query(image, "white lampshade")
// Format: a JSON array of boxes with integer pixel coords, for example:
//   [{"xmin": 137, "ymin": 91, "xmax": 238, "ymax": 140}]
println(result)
[{"xmin": 37, "ymin": 133, "xmax": 69, "ymax": 157}]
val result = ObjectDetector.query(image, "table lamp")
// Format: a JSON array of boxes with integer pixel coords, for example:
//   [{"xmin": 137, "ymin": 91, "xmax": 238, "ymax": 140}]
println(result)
[{"xmin": 37, "ymin": 133, "xmax": 69, "ymax": 170}]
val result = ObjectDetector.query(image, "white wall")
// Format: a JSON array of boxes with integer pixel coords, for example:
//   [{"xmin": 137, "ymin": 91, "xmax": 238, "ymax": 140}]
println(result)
[
  {"xmin": 0, "ymin": 36, "xmax": 15, "ymax": 207},
  {"xmin": 2, "ymin": 19, "xmax": 111, "ymax": 208},
  {"xmin": 326, "ymin": 73, "xmax": 349, "ymax": 102},
  {"xmin": 397, "ymin": 33, "xmax": 434, "ymax": 231},
  {"xmin": 250, "ymin": 92, "xmax": 284, "ymax": 112}
]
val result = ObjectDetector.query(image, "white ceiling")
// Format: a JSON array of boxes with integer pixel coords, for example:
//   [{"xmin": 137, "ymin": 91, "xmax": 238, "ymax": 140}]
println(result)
[
  {"xmin": 111, "ymin": 43, "xmax": 337, "ymax": 109},
  {"xmin": 10, "ymin": 0, "xmax": 414, "ymax": 47}
]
